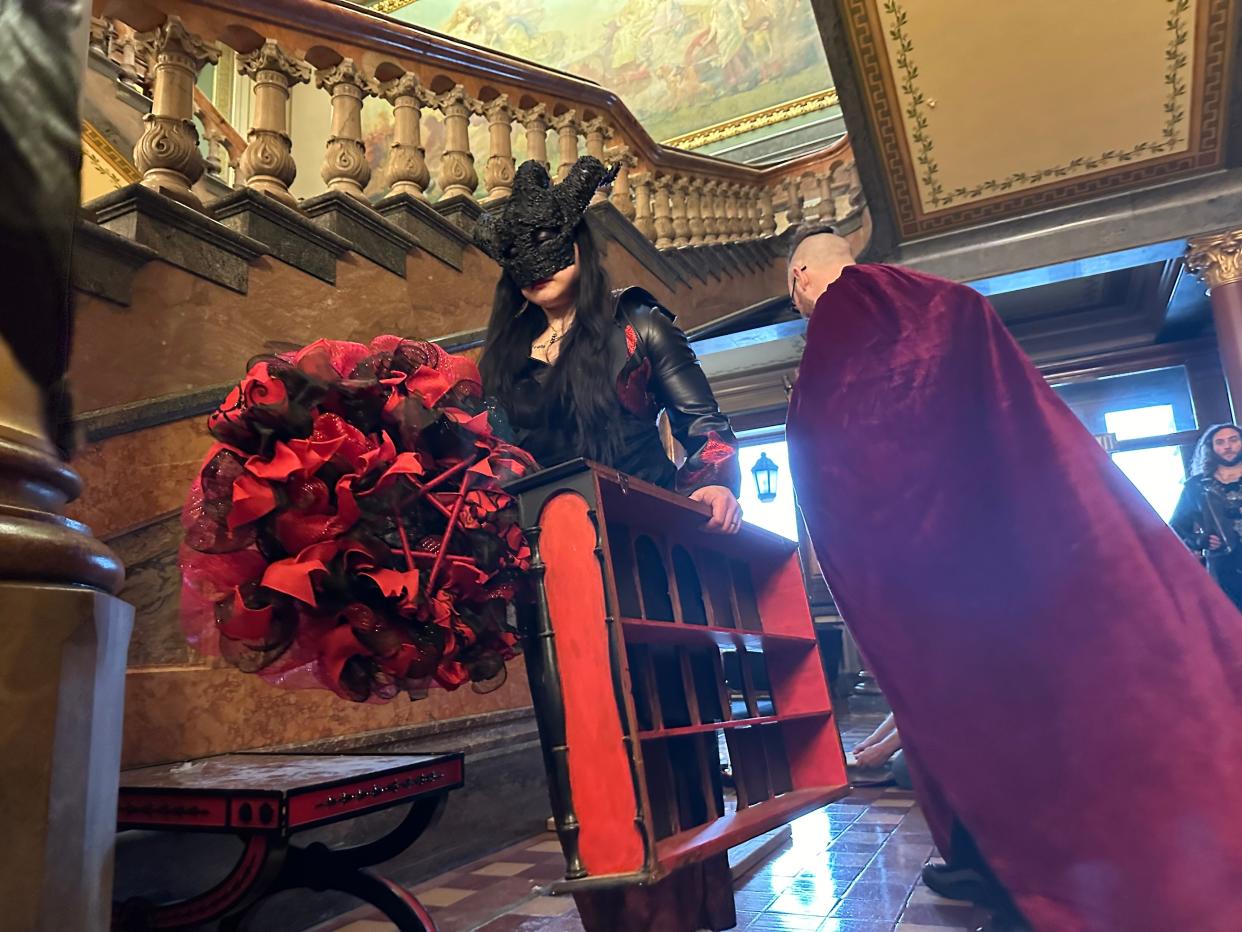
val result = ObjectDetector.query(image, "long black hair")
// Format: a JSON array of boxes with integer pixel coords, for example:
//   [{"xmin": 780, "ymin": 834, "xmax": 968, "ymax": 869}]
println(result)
[
  {"xmin": 1190, "ymin": 423, "xmax": 1242, "ymax": 477},
  {"xmin": 479, "ymin": 221, "xmax": 620, "ymax": 461}
]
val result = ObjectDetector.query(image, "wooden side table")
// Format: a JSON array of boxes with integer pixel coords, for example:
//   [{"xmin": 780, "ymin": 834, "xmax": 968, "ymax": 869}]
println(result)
[{"xmin": 112, "ymin": 752, "xmax": 463, "ymax": 931}]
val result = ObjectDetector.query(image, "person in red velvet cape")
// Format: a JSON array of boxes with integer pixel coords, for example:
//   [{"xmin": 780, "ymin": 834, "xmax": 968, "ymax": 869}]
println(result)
[{"xmin": 783, "ymin": 226, "xmax": 1242, "ymax": 932}]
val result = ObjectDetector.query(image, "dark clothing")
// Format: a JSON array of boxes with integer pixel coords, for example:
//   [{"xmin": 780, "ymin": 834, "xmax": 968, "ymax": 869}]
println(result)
[
  {"xmin": 788, "ymin": 263, "xmax": 1242, "ymax": 930},
  {"xmin": 1171, "ymin": 475, "xmax": 1242, "ymax": 610},
  {"xmin": 507, "ymin": 287, "xmax": 740, "ymax": 495}
]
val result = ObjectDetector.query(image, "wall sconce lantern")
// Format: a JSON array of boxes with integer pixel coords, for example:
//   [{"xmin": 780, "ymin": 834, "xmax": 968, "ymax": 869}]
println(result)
[{"xmin": 751, "ymin": 452, "xmax": 779, "ymax": 503}]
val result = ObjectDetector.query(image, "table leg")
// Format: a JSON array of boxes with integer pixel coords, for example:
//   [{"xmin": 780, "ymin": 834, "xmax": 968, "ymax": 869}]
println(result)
[{"xmin": 112, "ymin": 834, "xmax": 285, "ymax": 930}]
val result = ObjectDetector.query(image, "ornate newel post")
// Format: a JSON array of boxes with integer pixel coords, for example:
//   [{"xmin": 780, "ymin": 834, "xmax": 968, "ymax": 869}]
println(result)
[
  {"xmin": 1188, "ymin": 231, "xmax": 1242, "ymax": 419},
  {"xmin": 132, "ymin": 17, "xmax": 219, "ymax": 209},
  {"xmin": 317, "ymin": 58, "xmax": 376, "ymax": 201},
  {"xmin": 434, "ymin": 84, "xmax": 479, "ymax": 199},
  {"xmin": 379, "ymin": 73, "xmax": 431, "ymax": 199},
  {"xmin": 519, "ymin": 103, "xmax": 551, "ymax": 172},
  {"xmin": 550, "ymin": 110, "xmax": 580, "ymax": 181},
  {"xmin": 481, "ymin": 94, "xmax": 517, "ymax": 202},
  {"xmin": 237, "ymin": 41, "xmax": 312, "ymax": 208},
  {"xmin": 1, "ymin": 4, "xmax": 133, "ymax": 929},
  {"xmin": 631, "ymin": 171, "xmax": 656, "ymax": 242}
]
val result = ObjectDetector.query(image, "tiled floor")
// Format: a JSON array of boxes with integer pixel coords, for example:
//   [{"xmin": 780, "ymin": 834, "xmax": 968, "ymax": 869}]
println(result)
[{"xmin": 313, "ymin": 715, "xmax": 991, "ymax": 932}]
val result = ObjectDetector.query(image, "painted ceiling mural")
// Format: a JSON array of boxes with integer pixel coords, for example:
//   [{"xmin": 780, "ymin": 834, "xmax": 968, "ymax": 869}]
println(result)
[{"xmin": 365, "ymin": 0, "xmax": 834, "ymax": 144}]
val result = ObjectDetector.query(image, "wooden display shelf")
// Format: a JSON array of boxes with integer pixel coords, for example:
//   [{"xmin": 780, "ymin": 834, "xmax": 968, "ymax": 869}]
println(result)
[
  {"xmin": 620, "ymin": 617, "xmax": 818, "ymax": 651},
  {"xmin": 508, "ymin": 460, "xmax": 849, "ymax": 892},
  {"xmin": 656, "ymin": 786, "xmax": 849, "ymax": 872},
  {"xmin": 638, "ymin": 709, "xmax": 832, "ymax": 740}
]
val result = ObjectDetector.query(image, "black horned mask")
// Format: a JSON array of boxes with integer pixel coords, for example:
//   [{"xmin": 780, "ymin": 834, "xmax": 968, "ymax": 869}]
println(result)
[{"xmin": 474, "ymin": 156, "xmax": 618, "ymax": 289}]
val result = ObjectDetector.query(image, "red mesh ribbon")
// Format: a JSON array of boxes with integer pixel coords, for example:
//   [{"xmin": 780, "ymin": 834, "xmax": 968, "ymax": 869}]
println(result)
[{"xmin": 180, "ymin": 336, "xmax": 536, "ymax": 703}]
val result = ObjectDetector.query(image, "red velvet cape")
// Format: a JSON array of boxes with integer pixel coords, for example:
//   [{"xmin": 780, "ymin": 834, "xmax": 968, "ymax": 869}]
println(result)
[{"xmin": 786, "ymin": 263, "xmax": 1242, "ymax": 931}]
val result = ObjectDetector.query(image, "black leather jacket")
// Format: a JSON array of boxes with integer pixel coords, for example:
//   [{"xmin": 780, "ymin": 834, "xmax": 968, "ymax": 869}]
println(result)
[{"xmin": 506, "ymin": 286, "xmax": 740, "ymax": 495}]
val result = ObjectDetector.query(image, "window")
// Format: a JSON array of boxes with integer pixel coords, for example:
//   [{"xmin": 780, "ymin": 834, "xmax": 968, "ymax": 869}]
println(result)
[
  {"xmin": 1104, "ymin": 405, "xmax": 1177, "ymax": 442},
  {"xmin": 1111, "ymin": 446, "xmax": 1185, "ymax": 521},
  {"xmin": 737, "ymin": 437, "xmax": 799, "ymax": 542}
]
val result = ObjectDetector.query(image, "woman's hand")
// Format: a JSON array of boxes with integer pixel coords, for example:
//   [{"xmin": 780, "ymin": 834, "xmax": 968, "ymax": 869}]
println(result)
[
  {"xmin": 853, "ymin": 731, "xmax": 903, "ymax": 769},
  {"xmin": 1209, "ymin": 535, "xmax": 1224, "ymax": 550},
  {"xmin": 691, "ymin": 485, "xmax": 742, "ymax": 534}
]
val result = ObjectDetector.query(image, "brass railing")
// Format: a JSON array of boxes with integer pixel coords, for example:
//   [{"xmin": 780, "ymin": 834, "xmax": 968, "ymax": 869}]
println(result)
[{"xmin": 90, "ymin": 0, "xmax": 861, "ymax": 245}]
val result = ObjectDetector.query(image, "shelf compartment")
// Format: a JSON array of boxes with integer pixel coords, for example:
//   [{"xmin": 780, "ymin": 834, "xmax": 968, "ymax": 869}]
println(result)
[
  {"xmin": 638, "ymin": 709, "xmax": 831, "ymax": 740},
  {"xmin": 620, "ymin": 618, "xmax": 817, "ymax": 651}
]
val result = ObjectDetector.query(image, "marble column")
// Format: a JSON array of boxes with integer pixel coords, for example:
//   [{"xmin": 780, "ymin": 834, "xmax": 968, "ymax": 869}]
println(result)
[
  {"xmin": 631, "ymin": 171, "xmax": 656, "ymax": 242},
  {"xmin": 237, "ymin": 41, "xmax": 312, "ymax": 208},
  {"xmin": 519, "ymin": 103, "xmax": 550, "ymax": 172},
  {"xmin": 378, "ymin": 73, "xmax": 431, "ymax": 199},
  {"xmin": 316, "ymin": 58, "xmax": 376, "ymax": 201},
  {"xmin": 132, "ymin": 17, "xmax": 219, "ymax": 209},
  {"xmin": 434, "ymin": 84, "xmax": 479, "ymax": 199},
  {"xmin": 1188, "ymin": 230, "xmax": 1242, "ymax": 419},
  {"xmin": 481, "ymin": 94, "xmax": 516, "ymax": 202}
]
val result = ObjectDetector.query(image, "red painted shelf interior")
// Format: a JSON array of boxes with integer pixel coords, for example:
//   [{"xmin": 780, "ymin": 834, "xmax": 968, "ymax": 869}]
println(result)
[
  {"xmin": 638, "ymin": 709, "xmax": 831, "ymax": 740},
  {"xmin": 620, "ymin": 618, "xmax": 818, "ymax": 650},
  {"xmin": 656, "ymin": 786, "xmax": 850, "ymax": 872}
]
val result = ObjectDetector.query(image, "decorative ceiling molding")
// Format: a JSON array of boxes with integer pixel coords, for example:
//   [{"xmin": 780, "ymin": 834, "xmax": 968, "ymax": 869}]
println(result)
[
  {"xmin": 81, "ymin": 119, "xmax": 141, "ymax": 186},
  {"xmin": 662, "ymin": 89, "xmax": 841, "ymax": 151},
  {"xmin": 369, "ymin": 0, "xmax": 421, "ymax": 14},
  {"xmin": 843, "ymin": 0, "xmax": 1233, "ymax": 237}
]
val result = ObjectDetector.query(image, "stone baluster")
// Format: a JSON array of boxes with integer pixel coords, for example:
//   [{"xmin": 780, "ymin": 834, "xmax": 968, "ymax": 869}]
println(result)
[
  {"xmin": 89, "ymin": 16, "xmax": 114, "ymax": 58},
  {"xmin": 742, "ymin": 185, "xmax": 760, "ymax": 238},
  {"xmin": 722, "ymin": 184, "xmax": 740, "ymax": 242},
  {"xmin": 480, "ymin": 94, "xmax": 516, "ymax": 202},
  {"xmin": 316, "ymin": 59, "xmax": 376, "ymax": 201},
  {"xmin": 814, "ymin": 172, "xmax": 835, "ymax": 222},
  {"xmin": 759, "ymin": 186, "xmax": 778, "ymax": 236},
  {"xmin": 582, "ymin": 117, "xmax": 612, "ymax": 203},
  {"xmin": 378, "ymin": 73, "xmax": 431, "ymax": 199},
  {"xmin": 202, "ymin": 126, "xmax": 228, "ymax": 178},
  {"xmin": 652, "ymin": 175, "xmax": 675, "ymax": 249},
  {"xmin": 671, "ymin": 177, "xmax": 691, "ymax": 247},
  {"xmin": 132, "ymin": 17, "xmax": 219, "ymax": 209},
  {"xmin": 686, "ymin": 178, "xmax": 706, "ymax": 245},
  {"xmin": 701, "ymin": 180, "xmax": 720, "ymax": 243},
  {"xmin": 550, "ymin": 110, "xmax": 581, "ymax": 181},
  {"xmin": 114, "ymin": 22, "xmax": 146, "ymax": 87},
  {"xmin": 434, "ymin": 84, "xmax": 479, "ymax": 200},
  {"xmin": 237, "ymin": 41, "xmax": 312, "ymax": 208},
  {"xmin": 631, "ymin": 171, "xmax": 656, "ymax": 242},
  {"xmin": 784, "ymin": 175, "xmax": 805, "ymax": 225},
  {"xmin": 608, "ymin": 146, "xmax": 637, "ymax": 220},
  {"xmin": 519, "ymin": 103, "xmax": 550, "ymax": 172}
]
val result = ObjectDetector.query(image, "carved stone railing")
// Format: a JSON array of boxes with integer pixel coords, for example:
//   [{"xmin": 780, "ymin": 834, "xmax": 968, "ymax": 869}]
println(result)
[{"xmin": 90, "ymin": 0, "xmax": 863, "ymax": 250}]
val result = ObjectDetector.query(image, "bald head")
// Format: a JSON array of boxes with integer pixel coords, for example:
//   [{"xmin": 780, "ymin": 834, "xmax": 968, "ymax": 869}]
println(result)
[{"xmin": 787, "ymin": 227, "xmax": 855, "ymax": 318}]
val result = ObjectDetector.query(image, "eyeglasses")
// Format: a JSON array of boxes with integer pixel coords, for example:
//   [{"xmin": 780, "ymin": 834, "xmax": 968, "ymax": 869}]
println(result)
[{"xmin": 789, "ymin": 265, "xmax": 806, "ymax": 302}]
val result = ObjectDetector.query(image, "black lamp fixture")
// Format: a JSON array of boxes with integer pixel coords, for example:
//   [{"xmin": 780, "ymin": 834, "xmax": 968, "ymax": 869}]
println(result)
[{"xmin": 751, "ymin": 452, "xmax": 779, "ymax": 503}]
